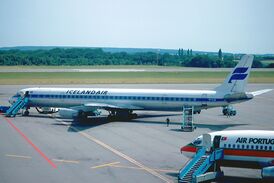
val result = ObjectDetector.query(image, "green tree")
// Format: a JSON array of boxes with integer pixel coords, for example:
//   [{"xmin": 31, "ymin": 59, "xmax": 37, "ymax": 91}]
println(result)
[{"xmin": 218, "ymin": 49, "xmax": 222, "ymax": 60}]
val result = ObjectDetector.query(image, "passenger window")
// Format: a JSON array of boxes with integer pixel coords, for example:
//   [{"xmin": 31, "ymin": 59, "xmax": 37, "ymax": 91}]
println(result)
[
  {"xmin": 237, "ymin": 144, "xmax": 240, "ymax": 149},
  {"xmin": 256, "ymin": 146, "xmax": 259, "ymax": 150},
  {"xmin": 242, "ymin": 145, "xmax": 245, "ymax": 149},
  {"xmin": 246, "ymin": 145, "xmax": 249, "ymax": 149},
  {"xmin": 224, "ymin": 144, "xmax": 227, "ymax": 148},
  {"xmin": 264, "ymin": 146, "xmax": 268, "ymax": 150},
  {"xmin": 269, "ymin": 146, "xmax": 272, "ymax": 150},
  {"xmin": 228, "ymin": 144, "xmax": 231, "ymax": 148},
  {"xmin": 251, "ymin": 145, "xmax": 254, "ymax": 149},
  {"xmin": 260, "ymin": 146, "xmax": 263, "ymax": 150},
  {"xmin": 232, "ymin": 144, "xmax": 235, "ymax": 148}
]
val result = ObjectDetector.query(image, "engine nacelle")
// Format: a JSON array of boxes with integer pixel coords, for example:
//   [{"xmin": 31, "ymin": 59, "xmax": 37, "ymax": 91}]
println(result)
[
  {"xmin": 58, "ymin": 108, "xmax": 79, "ymax": 119},
  {"xmin": 262, "ymin": 166, "xmax": 274, "ymax": 179}
]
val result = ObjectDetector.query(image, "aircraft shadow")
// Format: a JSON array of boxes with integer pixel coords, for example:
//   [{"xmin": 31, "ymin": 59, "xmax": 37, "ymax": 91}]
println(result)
[
  {"xmin": 17, "ymin": 114, "xmax": 53, "ymax": 119},
  {"xmin": 216, "ymin": 175, "xmax": 271, "ymax": 183},
  {"xmin": 170, "ymin": 123, "xmax": 247, "ymax": 132},
  {"xmin": 165, "ymin": 173, "xmax": 268, "ymax": 183},
  {"xmin": 53, "ymin": 113, "xmax": 181, "ymax": 132},
  {"xmin": 51, "ymin": 112, "xmax": 246, "ymax": 132}
]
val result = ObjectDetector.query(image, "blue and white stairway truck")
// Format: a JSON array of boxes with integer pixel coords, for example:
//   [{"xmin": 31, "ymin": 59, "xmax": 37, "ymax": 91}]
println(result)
[
  {"xmin": 178, "ymin": 134, "xmax": 224, "ymax": 183},
  {"xmin": 5, "ymin": 92, "xmax": 29, "ymax": 117}
]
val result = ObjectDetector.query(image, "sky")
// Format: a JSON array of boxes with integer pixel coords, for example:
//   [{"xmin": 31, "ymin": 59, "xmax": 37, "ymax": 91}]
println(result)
[{"xmin": 0, "ymin": 0, "xmax": 274, "ymax": 54}]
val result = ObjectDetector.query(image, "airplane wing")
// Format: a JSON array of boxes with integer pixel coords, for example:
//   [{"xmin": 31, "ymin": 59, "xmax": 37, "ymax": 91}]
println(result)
[
  {"xmin": 84, "ymin": 102, "xmax": 143, "ymax": 110},
  {"xmin": 70, "ymin": 102, "xmax": 143, "ymax": 112},
  {"xmin": 247, "ymin": 89, "xmax": 273, "ymax": 96},
  {"xmin": 59, "ymin": 102, "xmax": 144, "ymax": 119}
]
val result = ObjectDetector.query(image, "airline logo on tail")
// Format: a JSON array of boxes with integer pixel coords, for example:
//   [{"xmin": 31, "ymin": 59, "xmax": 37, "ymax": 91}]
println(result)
[{"xmin": 228, "ymin": 67, "xmax": 249, "ymax": 83}]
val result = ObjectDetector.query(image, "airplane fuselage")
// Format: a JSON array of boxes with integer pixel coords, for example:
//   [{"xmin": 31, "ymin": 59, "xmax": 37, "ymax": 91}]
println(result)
[
  {"xmin": 181, "ymin": 130, "xmax": 274, "ymax": 168},
  {"xmin": 13, "ymin": 87, "xmax": 251, "ymax": 111}
]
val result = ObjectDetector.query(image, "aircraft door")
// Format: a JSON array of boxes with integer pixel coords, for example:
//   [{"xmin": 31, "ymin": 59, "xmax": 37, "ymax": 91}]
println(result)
[
  {"xmin": 24, "ymin": 91, "xmax": 29, "ymax": 97},
  {"xmin": 213, "ymin": 135, "xmax": 222, "ymax": 149},
  {"xmin": 202, "ymin": 134, "xmax": 212, "ymax": 151}
]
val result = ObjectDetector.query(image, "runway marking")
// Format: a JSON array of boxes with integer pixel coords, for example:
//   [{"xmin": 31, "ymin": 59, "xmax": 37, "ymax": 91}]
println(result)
[
  {"xmin": 52, "ymin": 159, "xmax": 79, "ymax": 164},
  {"xmin": 2, "ymin": 115, "xmax": 57, "ymax": 169},
  {"xmin": 110, "ymin": 164, "xmax": 177, "ymax": 173},
  {"xmin": 91, "ymin": 161, "xmax": 120, "ymax": 169},
  {"xmin": 5, "ymin": 154, "xmax": 32, "ymax": 159},
  {"xmin": 53, "ymin": 117, "xmax": 171, "ymax": 183}
]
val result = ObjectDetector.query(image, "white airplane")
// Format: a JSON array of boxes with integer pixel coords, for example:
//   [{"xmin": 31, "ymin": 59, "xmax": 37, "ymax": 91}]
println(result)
[
  {"xmin": 8, "ymin": 54, "xmax": 271, "ymax": 120},
  {"xmin": 180, "ymin": 130, "xmax": 274, "ymax": 179}
]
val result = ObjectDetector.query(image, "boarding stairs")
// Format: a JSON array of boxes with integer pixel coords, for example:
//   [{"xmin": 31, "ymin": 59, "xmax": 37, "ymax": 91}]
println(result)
[
  {"xmin": 181, "ymin": 106, "xmax": 195, "ymax": 131},
  {"xmin": 178, "ymin": 147, "xmax": 224, "ymax": 183},
  {"xmin": 6, "ymin": 96, "xmax": 28, "ymax": 117}
]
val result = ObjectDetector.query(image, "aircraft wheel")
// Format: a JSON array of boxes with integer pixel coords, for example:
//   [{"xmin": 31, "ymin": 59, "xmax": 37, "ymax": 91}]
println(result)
[
  {"xmin": 131, "ymin": 113, "xmax": 138, "ymax": 119},
  {"xmin": 78, "ymin": 111, "xmax": 88, "ymax": 121},
  {"xmin": 23, "ymin": 110, "xmax": 29, "ymax": 116}
]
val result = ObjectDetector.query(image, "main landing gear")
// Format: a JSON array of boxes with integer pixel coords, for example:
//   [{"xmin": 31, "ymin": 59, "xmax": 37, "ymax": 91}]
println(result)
[
  {"xmin": 222, "ymin": 105, "xmax": 236, "ymax": 116},
  {"xmin": 22, "ymin": 107, "xmax": 30, "ymax": 116},
  {"xmin": 107, "ymin": 110, "xmax": 138, "ymax": 121}
]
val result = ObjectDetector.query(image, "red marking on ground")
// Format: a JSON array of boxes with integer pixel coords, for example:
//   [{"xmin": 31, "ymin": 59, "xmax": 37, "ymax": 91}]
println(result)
[{"xmin": 2, "ymin": 115, "xmax": 57, "ymax": 168}]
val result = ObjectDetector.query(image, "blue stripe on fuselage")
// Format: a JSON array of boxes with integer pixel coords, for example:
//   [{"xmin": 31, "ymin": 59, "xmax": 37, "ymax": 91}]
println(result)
[{"xmin": 28, "ymin": 94, "xmax": 225, "ymax": 102}]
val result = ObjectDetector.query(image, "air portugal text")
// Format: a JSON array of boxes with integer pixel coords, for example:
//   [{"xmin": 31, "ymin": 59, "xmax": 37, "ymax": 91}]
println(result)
[{"xmin": 236, "ymin": 137, "xmax": 274, "ymax": 145}]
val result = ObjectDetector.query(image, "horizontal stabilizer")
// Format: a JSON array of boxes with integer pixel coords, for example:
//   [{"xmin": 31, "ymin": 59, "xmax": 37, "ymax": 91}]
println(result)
[{"xmin": 247, "ymin": 89, "xmax": 273, "ymax": 96}]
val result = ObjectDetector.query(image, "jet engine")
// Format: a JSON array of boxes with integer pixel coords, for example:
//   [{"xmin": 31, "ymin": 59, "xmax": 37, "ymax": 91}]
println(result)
[
  {"xmin": 58, "ymin": 108, "xmax": 79, "ymax": 119},
  {"xmin": 262, "ymin": 166, "xmax": 274, "ymax": 179}
]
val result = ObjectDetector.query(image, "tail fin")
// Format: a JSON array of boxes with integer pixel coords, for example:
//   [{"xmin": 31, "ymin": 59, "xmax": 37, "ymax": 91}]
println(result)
[{"xmin": 215, "ymin": 54, "xmax": 254, "ymax": 93}]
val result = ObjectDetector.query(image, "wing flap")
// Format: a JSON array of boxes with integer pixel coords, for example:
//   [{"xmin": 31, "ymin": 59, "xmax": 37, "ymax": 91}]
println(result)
[{"xmin": 84, "ymin": 102, "xmax": 143, "ymax": 110}]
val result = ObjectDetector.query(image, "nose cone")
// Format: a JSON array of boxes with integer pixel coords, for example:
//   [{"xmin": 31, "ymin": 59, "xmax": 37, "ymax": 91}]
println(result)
[
  {"xmin": 9, "ymin": 96, "xmax": 17, "ymax": 105},
  {"xmin": 180, "ymin": 144, "xmax": 197, "ymax": 158}
]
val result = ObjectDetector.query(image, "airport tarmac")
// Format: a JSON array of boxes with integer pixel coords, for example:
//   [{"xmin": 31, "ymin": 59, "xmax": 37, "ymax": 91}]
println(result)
[{"xmin": 0, "ymin": 84, "xmax": 273, "ymax": 183}]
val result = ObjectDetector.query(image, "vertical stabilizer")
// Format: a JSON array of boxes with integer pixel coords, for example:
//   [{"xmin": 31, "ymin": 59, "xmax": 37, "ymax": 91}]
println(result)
[{"xmin": 215, "ymin": 54, "xmax": 254, "ymax": 93}]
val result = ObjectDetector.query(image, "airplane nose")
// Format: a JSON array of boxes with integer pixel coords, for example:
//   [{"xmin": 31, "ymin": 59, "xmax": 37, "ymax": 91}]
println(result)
[
  {"xmin": 180, "ymin": 144, "xmax": 197, "ymax": 158},
  {"xmin": 180, "ymin": 146, "xmax": 189, "ymax": 153},
  {"xmin": 9, "ymin": 97, "xmax": 16, "ymax": 104}
]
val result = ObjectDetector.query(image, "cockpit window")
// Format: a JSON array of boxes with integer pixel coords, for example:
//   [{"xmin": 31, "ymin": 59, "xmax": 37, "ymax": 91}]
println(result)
[{"xmin": 193, "ymin": 137, "xmax": 202, "ymax": 146}]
